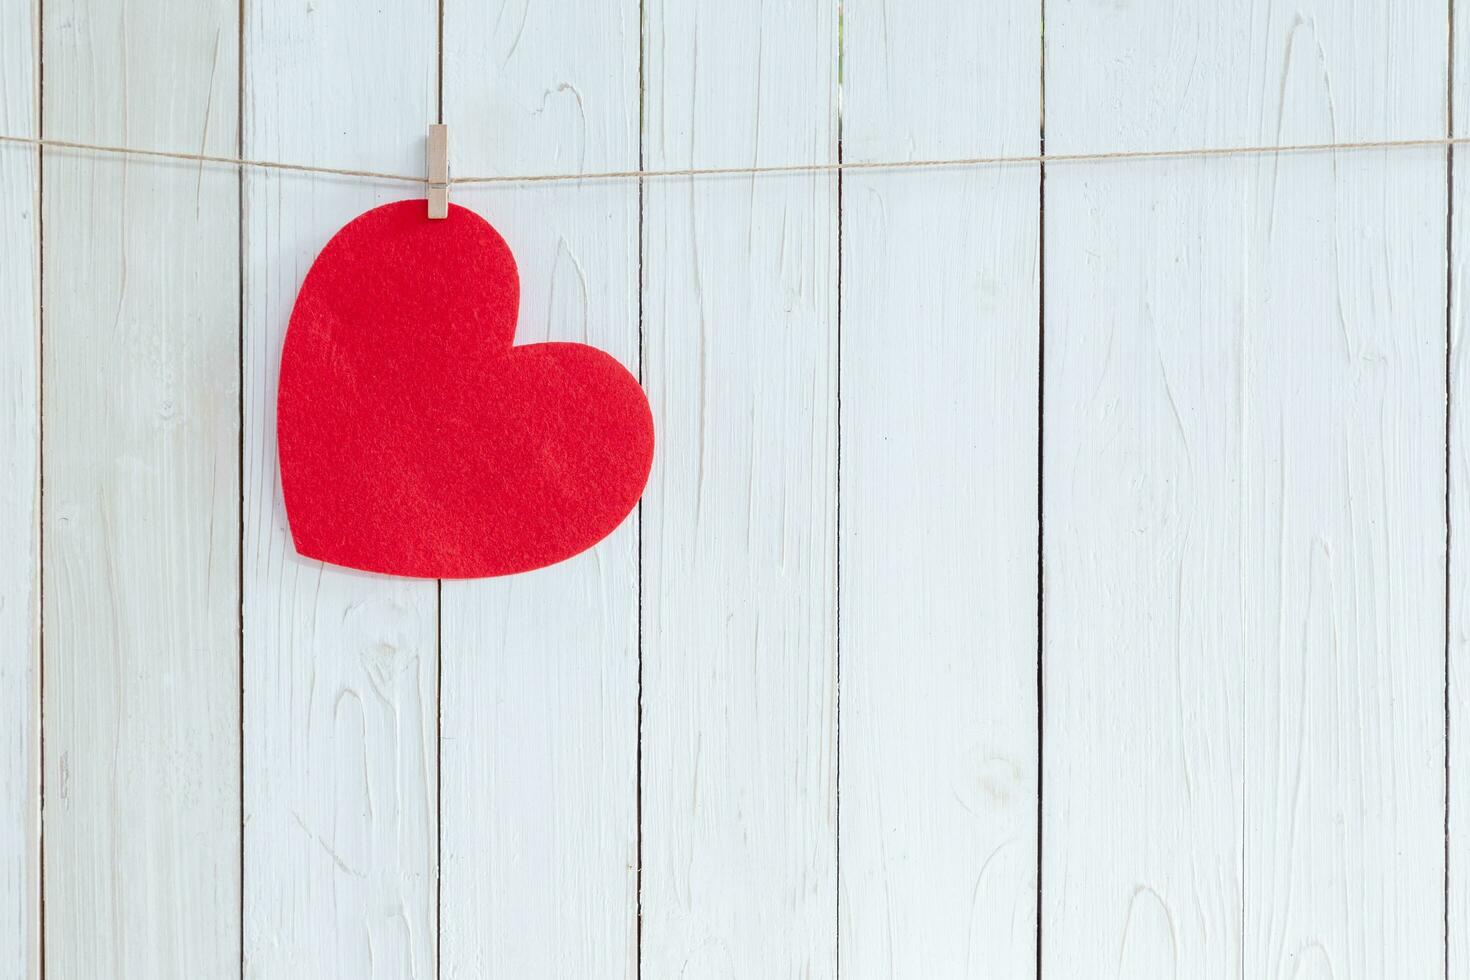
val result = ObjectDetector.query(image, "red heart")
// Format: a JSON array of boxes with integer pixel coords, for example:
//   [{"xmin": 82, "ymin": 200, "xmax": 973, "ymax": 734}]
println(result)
[{"xmin": 277, "ymin": 199, "xmax": 653, "ymax": 579}]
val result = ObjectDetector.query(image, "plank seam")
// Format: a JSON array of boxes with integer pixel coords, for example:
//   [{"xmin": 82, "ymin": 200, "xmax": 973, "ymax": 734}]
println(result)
[
  {"xmin": 435, "ymin": 3, "xmax": 445, "ymax": 976},
  {"xmin": 635, "ymin": 0, "xmax": 646, "ymax": 975},
  {"xmin": 35, "ymin": 0, "xmax": 45, "ymax": 972},
  {"xmin": 236, "ymin": 0, "xmax": 246, "ymax": 976},
  {"xmin": 1446, "ymin": 2, "xmax": 1456, "ymax": 975},
  {"xmin": 1035, "ymin": 2, "xmax": 1047, "ymax": 976},
  {"xmin": 833, "ymin": 14, "xmax": 844, "ymax": 975}
]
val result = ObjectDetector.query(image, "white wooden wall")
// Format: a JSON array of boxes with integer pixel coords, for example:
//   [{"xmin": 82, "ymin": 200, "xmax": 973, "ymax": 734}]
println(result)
[{"xmin": 1, "ymin": 1, "xmax": 1462, "ymax": 977}]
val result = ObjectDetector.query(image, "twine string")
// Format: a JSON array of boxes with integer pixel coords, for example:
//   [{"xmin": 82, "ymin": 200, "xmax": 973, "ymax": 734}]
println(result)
[{"xmin": 2, "ymin": 131, "xmax": 1467, "ymax": 186}]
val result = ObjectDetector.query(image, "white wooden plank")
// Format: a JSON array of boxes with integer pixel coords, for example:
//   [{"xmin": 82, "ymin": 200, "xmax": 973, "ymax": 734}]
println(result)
[
  {"xmin": 1451, "ymin": 5, "xmax": 1470, "ymax": 976},
  {"xmin": 1045, "ymin": 3, "xmax": 1446, "ymax": 975},
  {"xmin": 0, "ymin": 1, "xmax": 39, "ymax": 977},
  {"xmin": 439, "ymin": 1, "xmax": 640, "ymax": 974},
  {"xmin": 41, "ymin": 0, "xmax": 241, "ymax": 974},
  {"xmin": 640, "ymin": 2, "xmax": 838, "ymax": 975},
  {"xmin": 241, "ymin": 4, "xmax": 438, "ymax": 977},
  {"xmin": 837, "ymin": 1, "xmax": 1040, "ymax": 975}
]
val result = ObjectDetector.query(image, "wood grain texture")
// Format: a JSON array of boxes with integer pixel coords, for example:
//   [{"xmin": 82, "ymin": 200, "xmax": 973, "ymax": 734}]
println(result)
[
  {"xmin": 16, "ymin": 4, "xmax": 1466, "ymax": 975},
  {"xmin": 640, "ymin": 2, "xmax": 839, "ymax": 976},
  {"xmin": 1045, "ymin": 2, "xmax": 1447, "ymax": 976},
  {"xmin": 439, "ymin": 1, "xmax": 640, "ymax": 974},
  {"xmin": 838, "ymin": 1, "xmax": 1040, "ymax": 975},
  {"xmin": 41, "ymin": 0, "xmax": 241, "ymax": 974},
  {"xmin": 241, "ymin": 4, "xmax": 438, "ymax": 977},
  {"xmin": 1452, "ymin": 4, "xmax": 1470, "ymax": 976},
  {"xmin": 0, "ymin": 1, "xmax": 39, "ymax": 977}
]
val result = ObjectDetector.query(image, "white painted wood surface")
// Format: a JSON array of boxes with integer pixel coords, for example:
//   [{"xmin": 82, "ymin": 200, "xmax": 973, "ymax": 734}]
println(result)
[
  {"xmin": 13, "ymin": 1, "xmax": 1468, "ymax": 977},
  {"xmin": 0, "ymin": 1, "xmax": 38, "ymax": 977},
  {"xmin": 1046, "ymin": 1, "xmax": 1447, "ymax": 976},
  {"xmin": 241, "ymin": 3, "xmax": 439, "ymax": 977},
  {"xmin": 1452, "ymin": 6, "xmax": 1470, "ymax": 977},
  {"xmin": 838, "ymin": 2, "xmax": 1040, "ymax": 977},
  {"xmin": 639, "ymin": 1, "xmax": 839, "ymax": 976},
  {"xmin": 439, "ymin": 1, "xmax": 640, "ymax": 975},
  {"xmin": 40, "ymin": 0, "xmax": 242, "ymax": 975}
]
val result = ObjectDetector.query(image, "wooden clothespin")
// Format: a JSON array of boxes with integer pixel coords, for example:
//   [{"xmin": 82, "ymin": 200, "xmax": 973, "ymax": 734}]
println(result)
[{"xmin": 427, "ymin": 124, "xmax": 449, "ymax": 219}]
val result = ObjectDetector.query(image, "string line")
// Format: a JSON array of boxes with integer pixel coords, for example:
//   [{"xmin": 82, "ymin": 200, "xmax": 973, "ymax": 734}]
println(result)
[{"xmin": 2, "ymin": 131, "xmax": 1467, "ymax": 186}]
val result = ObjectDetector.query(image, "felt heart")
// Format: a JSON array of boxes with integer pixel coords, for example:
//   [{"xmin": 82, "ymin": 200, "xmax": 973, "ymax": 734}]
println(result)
[{"xmin": 277, "ymin": 199, "xmax": 653, "ymax": 579}]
